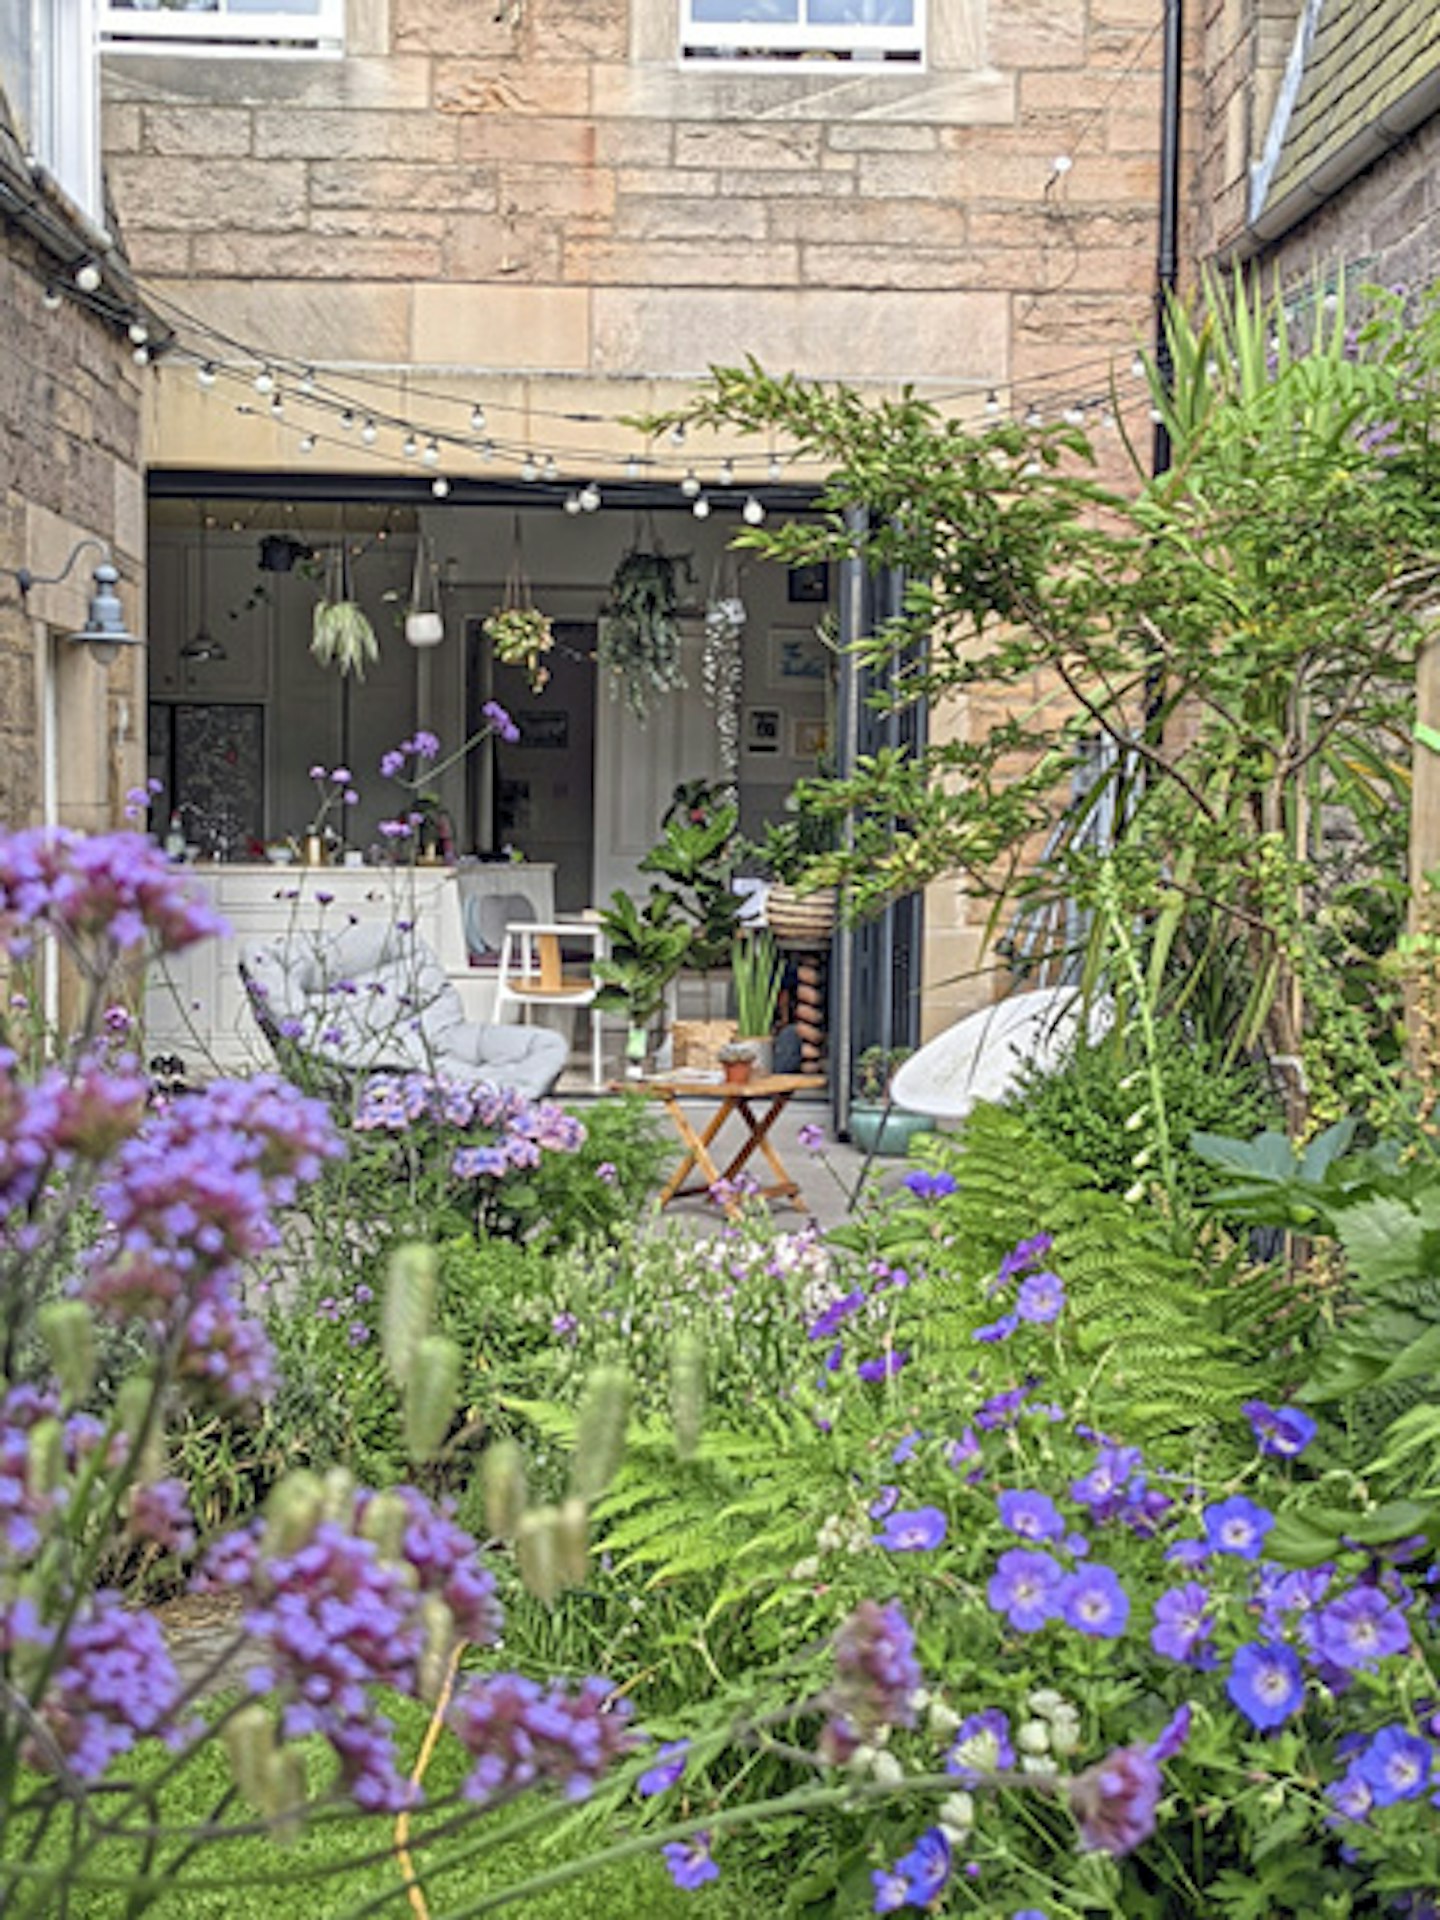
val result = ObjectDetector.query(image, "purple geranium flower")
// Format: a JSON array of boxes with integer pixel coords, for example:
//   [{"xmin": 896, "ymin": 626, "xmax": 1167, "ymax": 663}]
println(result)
[
  {"xmin": 858, "ymin": 1350, "xmax": 909, "ymax": 1383},
  {"xmin": 987, "ymin": 1548, "xmax": 1063, "ymax": 1632},
  {"xmin": 1150, "ymin": 1584, "xmax": 1215, "ymax": 1667},
  {"xmin": 1357, "ymin": 1727, "xmax": 1433, "ymax": 1807},
  {"xmin": 637, "ymin": 1740, "xmax": 690, "ymax": 1797},
  {"xmin": 1150, "ymin": 1703, "xmax": 1192, "ymax": 1763},
  {"xmin": 1312, "ymin": 1586, "xmax": 1410, "ymax": 1672},
  {"xmin": 662, "ymin": 1832, "xmax": 718, "ymax": 1890},
  {"xmin": 1241, "ymin": 1399, "xmax": 1317, "ymax": 1459},
  {"xmin": 902, "ymin": 1170, "xmax": 957, "ymax": 1201},
  {"xmin": 876, "ymin": 1506, "xmax": 947, "ymax": 1553},
  {"xmin": 947, "ymin": 1707, "xmax": 1014, "ymax": 1783},
  {"xmin": 1016, "ymin": 1271, "xmax": 1066, "ymax": 1323},
  {"xmin": 1203, "ymin": 1495, "xmax": 1274, "ymax": 1561},
  {"xmin": 973, "ymin": 1312, "xmax": 1020, "ymax": 1344},
  {"xmin": 872, "ymin": 1828, "xmax": 951, "ymax": 1912},
  {"xmin": 1326, "ymin": 1767, "xmax": 1374, "ymax": 1826},
  {"xmin": 1226, "ymin": 1642, "xmax": 1305, "ymax": 1731},
  {"xmin": 1059, "ymin": 1563, "xmax": 1130, "ymax": 1637},
  {"xmin": 807, "ymin": 1289, "xmax": 866, "ymax": 1341},
  {"xmin": 998, "ymin": 1489, "xmax": 1065, "ymax": 1542}
]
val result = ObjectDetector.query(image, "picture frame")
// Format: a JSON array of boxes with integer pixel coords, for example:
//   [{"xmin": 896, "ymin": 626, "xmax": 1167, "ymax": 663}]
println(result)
[
  {"xmin": 792, "ymin": 716, "xmax": 828, "ymax": 759},
  {"xmin": 787, "ymin": 562, "xmax": 829, "ymax": 604},
  {"xmin": 767, "ymin": 626, "xmax": 830, "ymax": 690},
  {"xmin": 744, "ymin": 706, "xmax": 783, "ymax": 755},
  {"xmin": 517, "ymin": 710, "xmax": 569, "ymax": 750}
]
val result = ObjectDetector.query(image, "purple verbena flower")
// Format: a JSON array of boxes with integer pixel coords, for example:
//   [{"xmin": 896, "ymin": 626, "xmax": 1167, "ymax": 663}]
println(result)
[
  {"xmin": 823, "ymin": 1600, "xmax": 921, "ymax": 1755},
  {"xmin": 1069, "ymin": 1745, "xmax": 1161, "ymax": 1856}
]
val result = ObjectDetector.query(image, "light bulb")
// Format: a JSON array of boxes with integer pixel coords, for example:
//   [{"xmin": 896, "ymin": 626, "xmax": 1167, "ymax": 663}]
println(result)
[
  {"xmin": 625, "ymin": 456, "xmax": 641, "ymax": 480},
  {"xmin": 339, "ymin": 409, "xmax": 355, "ymax": 430},
  {"xmin": 984, "ymin": 389, "xmax": 1001, "ymax": 415},
  {"xmin": 197, "ymin": 362, "xmax": 217, "ymax": 388},
  {"xmin": 564, "ymin": 493, "xmax": 582, "ymax": 515},
  {"xmin": 692, "ymin": 495, "xmax": 711, "ymax": 519},
  {"xmin": 469, "ymin": 404, "xmax": 486, "ymax": 432},
  {"xmin": 1149, "ymin": 406, "xmax": 1165, "ymax": 424},
  {"xmin": 520, "ymin": 455, "xmax": 538, "ymax": 482},
  {"xmin": 479, "ymin": 439, "xmax": 494, "ymax": 462},
  {"xmin": 669, "ymin": 421, "xmax": 686, "ymax": 446},
  {"xmin": 299, "ymin": 367, "xmax": 316, "ymax": 395},
  {"xmin": 41, "ymin": 285, "xmax": 62, "ymax": 311},
  {"xmin": 254, "ymin": 367, "xmax": 275, "ymax": 396},
  {"xmin": 680, "ymin": 469, "xmax": 701, "ymax": 498},
  {"xmin": 299, "ymin": 433, "xmax": 316, "ymax": 454},
  {"xmin": 1024, "ymin": 405, "xmax": 1043, "ymax": 428},
  {"xmin": 127, "ymin": 320, "xmax": 148, "ymax": 345},
  {"xmin": 1063, "ymin": 405, "xmax": 1085, "ymax": 427},
  {"xmin": 719, "ymin": 458, "xmax": 735, "ymax": 486},
  {"xmin": 421, "ymin": 438, "xmax": 440, "ymax": 466},
  {"xmin": 542, "ymin": 454, "xmax": 559, "ymax": 481},
  {"xmin": 269, "ymin": 392, "xmax": 284, "ymax": 416},
  {"xmin": 402, "ymin": 433, "xmax": 419, "ymax": 458},
  {"xmin": 1051, "ymin": 153, "xmax": 1073, "ymax": 175},
  {"xmin": 132, "ymin": 345, "xmax": 150, "ymax": 366},
  {"xmin": 431, "ymin": 476, "xmax": 451, "ymax": 498},
  {"xmin": 1131, "ymin": 354, "xmax": 1146, "ymax": 379},
  {"xmin": 74, "ymin": 260, "xmax": 101, "ymax": 293},
  {"xmin": 742, "ymin": 495, "xmax": 764, "ymax": 525},
  {"xmin": 361, "ymin": 417, "xmax": 377, "ymax": 444},
  {"xmin": 768, "ymin": 455, "xmax": 782, "ymax": 483},
  {"xmin": 579, "ymin": 482, "xmax": 601, "ymax": 512}
]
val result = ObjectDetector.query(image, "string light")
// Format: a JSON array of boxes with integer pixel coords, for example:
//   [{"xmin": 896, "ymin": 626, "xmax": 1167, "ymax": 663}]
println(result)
[
  {"xmin": 692, "ymin": 495, "xmax": 711, "ymax": 519},
  {"xmin": 520, "ymin": 455, "xmax": 538, "ymax": 482},
  {"xmin": 269, "ymin": 392, "xmax": 284, "ymax": 417},
  {"xmin": 669, "ymin": 422, "xmax": 686, "ymax": 446},
  {"xmin": 299, "ymin": 367, "xmax": 316, "ymax": 395},
  {"xmin": 421, "ymin": 438, "xmax": 441, "ymax": 466},
  {"xmin": 74, "ymin": 260, "xmax": 101, "ymax": 293},
  {"xmin": 254, "ymin": 367, "xmax": 275, "ymax": 396},
  {"xmin": 625, "ymin": 455, "xmax": 642, "ymax": 481},
  {"xmin": 469, "ymin": 404, "xmax": 486, "ymax": 432},
  {"xmin": 680, "ymin": 469, "xmax": 701, "ymax": 498},
  {"xmin": 1024, "ymin": 404, "xmax": 1043, "ymax": 428},
  {"xmin": 339, "ymin": 409, "xmax": 355, "ymax": 430},
  {"xmin": 1062, "ymin": 404, "xmax": 1085, "ymax": 427},
  {"xmin": 768, "ymin": 455, "xmax": 783, "ymax": 483},
  {"xmin": 985, "ymin": 390, "xmax": 1001, "ymax": 415},
  {"xmin": 542, "ymin": 454, "xmax": 559, "ymax": 481},
  {"xmin": 1131, "ymin": 354, "xmax": 1146, "ymax": 379},
  {"xmin": 41, "ymin": 284, "xmax": 62, "ymax": 311},
  {"xmin": 578, "ymin": 482, "xmax": 601, "ymax": 512},
  {"xmin": 431, "ymin": 476, "xmax": 450, "ymax": 498},
  {"xmin": 132, "ymin": 345, "xmax": 150, "ymax": 366},
  {"xmin": 197, "ymin": 362, "xmax": 217, "ymax": 388},
  {"xmin": 563, "ymin": 492, "xmax": 583, "ymax": 515},
  {"xmin": 742, "ymin": 495, "xmax": 765, "ymax": 525},
  {"xmin": 718, "ymin": 458, "xmax": 734, "ymax": 486},
  {"xmin": 360, "ymin": 417, "xmax": 378, "ymax": 445},
  {"xmin": 127, "ymin": 320, "xmax": 148, "ymax": 345},
  {"xmin": 298, "ymin": 433, "xmax": 315, "ymax": 454},
  {"xmin": 402, "ymin": 433, "xmax": 419, "ymax": 458}
]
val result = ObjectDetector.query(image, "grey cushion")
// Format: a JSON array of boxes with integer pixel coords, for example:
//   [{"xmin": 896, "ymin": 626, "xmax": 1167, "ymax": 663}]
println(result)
[{"xmin": 242, "ymin": 920, "xmax": 569, "ymax": 1099}]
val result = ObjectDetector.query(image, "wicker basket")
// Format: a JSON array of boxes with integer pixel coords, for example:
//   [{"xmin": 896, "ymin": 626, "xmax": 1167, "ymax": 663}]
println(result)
[
  {"xmin": 765, "ymin": 884, "xmax": 838, "ymax": 949},
  {"xmin": 671, "ymin": 1018, "xmax": 738, "ymax": 1071}
]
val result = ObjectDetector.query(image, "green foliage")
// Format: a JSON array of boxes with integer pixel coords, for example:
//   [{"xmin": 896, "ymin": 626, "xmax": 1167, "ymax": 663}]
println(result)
[
  {"xmin": 638, "ymin": 795, "xmax": 743, "ymax": 972},
  {"xmin": 731, "ymin": 932, "xmax": 782, "ymax": 1037},
  {"xmin": 1010, "ymin": 1019, "xmax": 1279, "ymax": 1212},
  {"xmin": 593, "ymin": 888, "xmax": 693, "ymax": 1028}
]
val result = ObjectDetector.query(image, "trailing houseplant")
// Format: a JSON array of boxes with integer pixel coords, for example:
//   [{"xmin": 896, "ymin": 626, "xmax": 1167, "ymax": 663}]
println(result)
[
  {"xmin": 310, "ymin": 542, "xmax": 379, "ymax": 679},
  {"xmin": 599, "ymin": 548, "xmax": 688, "ymax": 722}
]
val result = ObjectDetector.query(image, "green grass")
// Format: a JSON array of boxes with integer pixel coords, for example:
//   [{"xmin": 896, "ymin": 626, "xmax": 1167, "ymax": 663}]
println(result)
[{"xmin": 3, "ymin": 1693, "xmax": 753, "ymax": 1920}]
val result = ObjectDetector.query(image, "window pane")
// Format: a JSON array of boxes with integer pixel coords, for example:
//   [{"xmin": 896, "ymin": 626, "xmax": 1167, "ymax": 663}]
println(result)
[
  {"xmin": 0, "ymin": 15, "xmax": 34, "ymax": 150},
  {"xmin": 689, "ymin": 1, "xmax": 800, "ymax": 23},
  {"xmin": 805, "ymin": 0, "xmax": 913, "ymax": 20},
  {"xmin": 229, "ymin": 0, "xmax": 324, "ymax": 12}
]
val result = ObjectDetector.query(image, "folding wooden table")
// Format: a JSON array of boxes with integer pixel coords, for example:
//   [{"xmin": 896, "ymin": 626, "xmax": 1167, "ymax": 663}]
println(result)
[{"xmin": 622, "ymin": 1073, "xmax": 827, "ymax": 1215}]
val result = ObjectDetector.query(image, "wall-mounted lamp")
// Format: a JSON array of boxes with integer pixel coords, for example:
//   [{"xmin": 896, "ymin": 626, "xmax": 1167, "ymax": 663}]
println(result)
[{"xmin": 0, "ymin": 540, "xmax": 143, "ymax": 668}]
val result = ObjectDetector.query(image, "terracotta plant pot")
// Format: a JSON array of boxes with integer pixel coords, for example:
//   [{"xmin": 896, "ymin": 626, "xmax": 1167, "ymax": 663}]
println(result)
[{"xmin": 722, "ymin": 1057, "xmax": 753, "ymax": 1086}]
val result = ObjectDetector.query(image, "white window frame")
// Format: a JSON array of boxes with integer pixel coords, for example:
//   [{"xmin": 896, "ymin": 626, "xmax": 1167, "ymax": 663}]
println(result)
[
  {"xmin": 100, "ymin": 0, "xmax": 344, "ymax": 56},
  {"xmin": 22, "ymin": 0, "xmax": 104, "ymax": 229},
  {"xmin": 680, "ymin": 0, "xmax": 923, "ymax": 65}
]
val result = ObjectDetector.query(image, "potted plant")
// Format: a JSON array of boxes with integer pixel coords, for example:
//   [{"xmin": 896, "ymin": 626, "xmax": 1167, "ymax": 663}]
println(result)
[
  {"xmin": 598, "ymin": 548, "xmax": 689, "ymax": 722},
  {"xmin": 755, "ymin": 783, "xmax": 841, "ymax": 947},
  {"xmin": 849, "ymin": 1044, "xmax": 930, "ymax": 1156},
  {"xmin": 730, "ymin": 931, "xmax": 782, "ymax": 1078},
  {"xmin": 311, "ymin": 544, "xmax": 379, "ymax": 680},
  {"xmin": 593, "ymin": 889, "xmax": 692, "ymax": 1078}
]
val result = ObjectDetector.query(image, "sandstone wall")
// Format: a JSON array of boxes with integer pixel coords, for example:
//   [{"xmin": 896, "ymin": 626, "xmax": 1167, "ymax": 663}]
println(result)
[{"xmin": 0, "ymin": 222, "xmax": 146, "ymax": 832}]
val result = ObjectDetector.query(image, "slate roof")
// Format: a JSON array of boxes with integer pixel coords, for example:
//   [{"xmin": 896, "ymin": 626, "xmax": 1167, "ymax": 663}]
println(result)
[{"xmin": 1260, "ymin": 0, "xmax": 1440, "ymax": 220}]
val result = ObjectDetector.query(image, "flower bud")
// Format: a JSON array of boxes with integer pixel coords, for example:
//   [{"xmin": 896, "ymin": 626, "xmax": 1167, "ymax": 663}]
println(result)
[
  {"xmin": 670, "ymin": 1331, "xmax": 705, "ymax": 1462},
  {"xmin": 417, "ymin": 1594, "xmax": 456, "ymax": 1704},
  {"xmin": 320, "ymin": 1467, "xmax": 356, "ymax": 1527},
  {"xmin": 482, "ymin": 1439, "xmax": 528, "ymax": 1542},
  {"xmin": 263, "ymin": 1470, "xmax": 325, "ymax": 1557},
  {"xmin": 938, "ymin": 1790, "xmax": 975, "ymax": 1838},
  {"xmin": 555, "ymin": 1496, "xmax": 590, "ymax": 1589},
  {"xmin": 569, "ymin": 1367, "xmax": 630, "ymax": 1503},
  {"xmin": 870, "ymin": 1750, "xmax": 904, "ymax": 1786},
  {"xmin": 1049, "ymin": 1711, "xmax": 1082, "ymax": 1756},
  {"xmin": 927, "ymin": 1701, "xmax": 962, "ymax": 1741},
  {"xmin": 403, "ymin": 1333, "xmax": 461, "ymax": 1462},
  {"xmin": 224, "ymin": 1702, "xmax": 277, "ymax": 1810},
  {"xmin": 359, "ymin": 1488, "xmax": 409, "ymax": 1561},
  {"xmin": 37, "ymin": 1300, "xmax": 95, "ymax": 1405},
  {"xmin": 517, "ymin": 1506, "xmax": 561, "ymax": 1607},
  {"xmin": 1123, "ymin": 1105, "xmax": 1148, "ymax": 1133},
  {"xmin": 1027, "ymin": 1688, "xmax": 1065, "ymax": 1717},
  {"xmin": 382, "ymin": 1241, "xmax": 437, "ymax": 1390},
  {"xmin": 26, "ymin": 1417, "xmax": 65, "ymax": 1499}
]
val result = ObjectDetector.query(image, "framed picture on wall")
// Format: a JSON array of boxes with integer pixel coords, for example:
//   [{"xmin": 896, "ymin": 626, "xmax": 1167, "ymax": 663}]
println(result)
[
  {"xmin": 767, "ymin": 627, "xmax": 830, "ymax": 690},
  {"xmin": 787, "ymin": 562, "xmax": 829, "ymax": 603},
  {"xmin": 745, "ymin": 707, "xmax": 783, "ymax": 755},
  {"xmin": 517, "ymin": 710, "xmax": 569, "ymax": 750}
]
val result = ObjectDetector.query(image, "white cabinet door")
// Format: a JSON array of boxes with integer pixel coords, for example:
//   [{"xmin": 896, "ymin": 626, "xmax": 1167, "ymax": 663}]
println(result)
[{"xmin": 591, "ymin": 623, "xmax": 724, "ymax": 903}]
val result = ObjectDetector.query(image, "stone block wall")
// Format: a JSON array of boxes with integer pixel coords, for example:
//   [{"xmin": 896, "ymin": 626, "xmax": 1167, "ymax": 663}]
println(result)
[{"xmin": 0, "ymin": 222, "xmax": 146, "ymax": 832}]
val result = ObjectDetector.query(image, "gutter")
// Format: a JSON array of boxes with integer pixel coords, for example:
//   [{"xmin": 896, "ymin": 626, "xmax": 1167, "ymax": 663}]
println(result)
[{"xmin": 1243, "ymin": 13, "xmax": 1440, "ymax": 253}]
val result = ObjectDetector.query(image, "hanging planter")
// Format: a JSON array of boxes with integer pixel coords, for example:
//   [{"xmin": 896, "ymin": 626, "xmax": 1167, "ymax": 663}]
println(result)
[
  {"xmin": 311, "ymin": 544, "xmax": 379, "ymax": 680},
  {"xmin": 405, "ymin": 535, "xmax": 444, "ymax": 649},
  {"xmin": 599, "ymin": 547, "xmax": 686, "ymax": 723},
  {"xmin": 483, "ymin": 517, "xmax": 554, "ymax": 690},
  {"xmin": 702, "ymin": 583, "xmax": 745, "ymax": 798}
]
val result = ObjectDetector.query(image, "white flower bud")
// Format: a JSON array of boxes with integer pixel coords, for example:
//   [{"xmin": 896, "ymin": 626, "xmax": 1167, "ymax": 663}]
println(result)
[
  {"xmin": 870, "ymin": 1750, "xmax": 904, "ymax": 1786},
  {"xmin": 1027, "ymin": 1688, "xmax": 1065, "ymax": 1718},
  {"xmin": 938, "ymin": 1791, "xmax": 975, "ymax": 1838},
  {"xmin": 1020, "ymin": 1753, "xmax": 1059, "ymax": 1776},
  {"xmin": 927, "ymin": 1701, "xmax": 962, "ymax": 1741},
  {"xmin": 1049, "ymin": 1710, "xmax": 1082, "ymax": 1756},
  {"xmin": 790, "ymin": 1555, "xmax": 820, "ymax": 1581},
  {"xmin": 1017, "ymin": 1719, "xmax": 1051, "ymax": 1755}
]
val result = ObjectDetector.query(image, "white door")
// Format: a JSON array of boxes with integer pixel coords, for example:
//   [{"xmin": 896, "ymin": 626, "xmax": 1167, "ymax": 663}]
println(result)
[{"xmin": 591, "ymin": 621, "xmax": 724, "ymax": 902}]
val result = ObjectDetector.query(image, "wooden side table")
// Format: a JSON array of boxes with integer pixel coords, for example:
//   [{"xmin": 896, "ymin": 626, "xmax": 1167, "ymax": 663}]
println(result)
[{"xmin": 620, "ymin": 1073, "xmax": 827, "ymax": 1215}]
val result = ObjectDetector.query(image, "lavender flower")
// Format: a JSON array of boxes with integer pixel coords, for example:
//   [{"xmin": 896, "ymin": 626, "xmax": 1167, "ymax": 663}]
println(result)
[
  {"xmin": 1069, "ymin": 1744, "xmax": 1162, "ymax": 1856},
  {"xmin": 128, "ymin": 1477, "xmax": 197, "ymax": 1557},
  {"xmin": 824, "ymin": 1599, "xmax": 921, "ymax": 1754},
  {"xmin": 483, "ymin": 700, "xmax": 521, "ymax": 744}
]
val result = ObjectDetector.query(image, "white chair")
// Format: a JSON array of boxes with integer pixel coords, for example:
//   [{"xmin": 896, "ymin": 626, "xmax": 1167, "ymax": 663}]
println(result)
[
  {"xmin": 891, "ymin": 985, "xmax": 1115, "ymax": 1122},
  {"xmin": 494, "ymin": 921, "xmax": 607, "ymax": 1090}
]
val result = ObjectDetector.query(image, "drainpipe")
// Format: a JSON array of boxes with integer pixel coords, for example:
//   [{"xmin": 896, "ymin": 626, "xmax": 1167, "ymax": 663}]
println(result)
[{"xmin": 1151, "ymin": 0, "xmax": 1185, "ymax": 478}]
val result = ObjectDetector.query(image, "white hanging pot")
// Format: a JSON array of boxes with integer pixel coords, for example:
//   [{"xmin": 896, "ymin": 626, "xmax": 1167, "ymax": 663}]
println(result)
[{"xmin": 405, "ymin": 609, "xmax": 444, "ymax": 648}]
